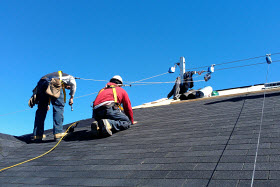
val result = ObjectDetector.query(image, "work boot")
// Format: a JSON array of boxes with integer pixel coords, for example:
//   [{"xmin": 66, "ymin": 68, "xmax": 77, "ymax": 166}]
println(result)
[
  {"xmin": 54, "ymin": 132, "xmax": 68, "ymax": 140},
  {"xmin": 99, "ymin": 119, "xmax": 112, "ymax": 137},
  {"xmin": 32, "ymin": 134, "xmax": 46, "ymax": 142},
  {"xmin": 33, "ymin": 134, "xmax": 46, "ymax": 140},
  {"xmin": 91, "ymin": 120, "xmax": 100, "ymax": 137}
]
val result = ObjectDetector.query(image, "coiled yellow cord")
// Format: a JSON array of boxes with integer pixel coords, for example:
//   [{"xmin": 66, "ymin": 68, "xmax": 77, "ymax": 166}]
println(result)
[{"xmin": 0, "ymin": 121, "xmax": 78, "ymax": 172}]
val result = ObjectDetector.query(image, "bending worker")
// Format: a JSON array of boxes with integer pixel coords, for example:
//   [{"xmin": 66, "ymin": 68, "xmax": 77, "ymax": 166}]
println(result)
[
  {"xmin": 91, "ymin": 75, "xmax": 133, "ymax": 137},
  {"xmin": 32, "ymin": 71, "xmax": 76, "ymax": 141}
]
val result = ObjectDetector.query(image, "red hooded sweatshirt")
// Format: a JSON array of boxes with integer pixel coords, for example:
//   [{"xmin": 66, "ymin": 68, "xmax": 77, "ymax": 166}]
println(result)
[{"xmin": 93, "ymin": 82, "xmax": 134, "ymax": 123}]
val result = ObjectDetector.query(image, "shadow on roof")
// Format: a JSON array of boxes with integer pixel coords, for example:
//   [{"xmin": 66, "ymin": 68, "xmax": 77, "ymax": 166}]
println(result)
[
  {"xmin": 14, "ymin": 123, "xmax": 104, "ymax": 144},
  {"xmin": 63, "ymin": 130, "xmax": 101, "ymax": 142}
]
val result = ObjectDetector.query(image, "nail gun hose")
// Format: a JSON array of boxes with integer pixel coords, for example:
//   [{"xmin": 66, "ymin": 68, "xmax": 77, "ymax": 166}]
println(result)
[{"xmin": 0, "ymin": 121, "xmax": 79, "ymax": 172}]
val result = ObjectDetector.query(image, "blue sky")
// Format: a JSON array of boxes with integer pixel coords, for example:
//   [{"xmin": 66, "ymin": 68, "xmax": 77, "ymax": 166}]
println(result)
[{"xmin": 0, "ymin": 0, "xmax": 280, "ymax": 136}]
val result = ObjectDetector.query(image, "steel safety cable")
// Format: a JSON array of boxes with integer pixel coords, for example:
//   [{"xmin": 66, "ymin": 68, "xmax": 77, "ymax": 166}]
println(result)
[
  {"xmin": 126, "ymin": 70, "xmax": 204, "ymax": 85},
  {"xmin": 75, "ymin": 72, "xmax": 170, "ymax": 85},
  {"xmin": 215, "ymin": 55, "xmax": 265, "ymax": 66},
  {"xmin": 187, "ymin": 55, "xmax": 265, "ymax": 70},
  {"xmin": 128, "ymin": 72, "xmax": 169, "ymax": 84},
  {"xmin": 215, "ymin": 60, "xmax": 280, "ymax": 71},
  {"xmin": 250, "ymin": 63, "xmax": 270, "ymax": 187},
  {"xmin": 186, "ymin": 52, "xmax": 280, "ymax": 71},
  {"xmin": 216, "ymin": 62, "xmax": 266, "ymax": 71},
  {"xmin": 75, "ymin": 92, "xmax": 98, "ymax": 99},
  {"xmin": 131, "ymin": 79, "xmax": 205, "ymax": 85},
  {"xmin": 126, "ymin": 59, "xmax": 280, "ymax": 85},
  {"xmin": 127, "ymin": 57, "xmax": 261, "ymax": 83},
  {"xmin": 0, "ymin": 108, "xmax": 32, "ymax": 117},
  {"xmin": 127, "ymin": 58, "xmax": 277, "ymax": 85},
  {"xmin": 75, "ymin": 77, "xmax": 108, "ymax": 82},
  {"xmin": 124, "ymin": 59, "xmax": 280, "ymax": 84},
  {"xmin": 271, "ymin": 52, "xmax": 280, "ymax": 56}
]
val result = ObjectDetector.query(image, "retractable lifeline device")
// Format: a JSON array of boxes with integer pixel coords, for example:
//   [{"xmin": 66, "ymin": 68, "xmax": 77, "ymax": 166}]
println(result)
[{"xmin": 168, "ymin": 57, "xmax": 215, "ymax": 82}]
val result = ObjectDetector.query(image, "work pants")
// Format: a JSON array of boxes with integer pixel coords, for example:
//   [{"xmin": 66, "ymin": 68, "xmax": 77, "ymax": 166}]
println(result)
[
  {"xmin": 167, "ymin": 77, "xmax": 181, "ymax": 100},
  {"xmin": 92, "ymin": 106, "xmax": 131, "ymax": 132},
  {"xmin": 33, "ymin": 79, "xmax": 65, "ymax": 137}
]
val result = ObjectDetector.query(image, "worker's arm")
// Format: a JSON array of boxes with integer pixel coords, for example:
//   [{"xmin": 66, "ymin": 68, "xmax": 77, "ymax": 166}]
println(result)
[
  {"xmin": 120, "ymin": 89, "xmax": 134, "ymax": 124},
  {"xmin": 68, "ymin": 76, "xmax": 77, "ymax": 98},
  {"xmin": 62, "ymin": 75, "xmax": 76, "ymax": 106}
]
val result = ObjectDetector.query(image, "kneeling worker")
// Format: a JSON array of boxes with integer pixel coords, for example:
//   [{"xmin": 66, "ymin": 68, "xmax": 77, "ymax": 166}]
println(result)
[
  {"xmin": 92, "ymin": 75, "xmax": 134, "ymax": 137},
  {"xmin": 31, "ymin": 71, "xmax": 76, "ymax": 141}
]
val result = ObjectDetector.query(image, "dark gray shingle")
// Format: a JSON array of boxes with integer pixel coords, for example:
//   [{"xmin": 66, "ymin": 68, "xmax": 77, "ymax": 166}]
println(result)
[{"xmin": 1, "ymin": 90, "xmax": 280, "ymax": 186}]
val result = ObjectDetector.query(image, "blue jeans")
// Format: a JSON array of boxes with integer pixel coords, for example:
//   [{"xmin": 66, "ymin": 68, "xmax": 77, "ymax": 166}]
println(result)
[
  {"xmin": 92, "ymin": 106, "xmax": 131, "ymax": 132},
  {"xmin": 33, "ymin": 79, "xmax": 65, "ymax": 137}
]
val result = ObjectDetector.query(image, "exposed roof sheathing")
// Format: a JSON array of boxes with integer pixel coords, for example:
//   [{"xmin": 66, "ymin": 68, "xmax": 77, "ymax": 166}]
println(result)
[{"xmin": 1, "ymin": 91, "xmax": 280, "ymax": 186}]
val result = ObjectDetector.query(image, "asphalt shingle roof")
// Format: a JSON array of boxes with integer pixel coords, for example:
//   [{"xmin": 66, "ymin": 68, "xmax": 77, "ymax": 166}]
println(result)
[{"xmin": 1, "ymin": 90, "xmax": 280, "ymax": 186}]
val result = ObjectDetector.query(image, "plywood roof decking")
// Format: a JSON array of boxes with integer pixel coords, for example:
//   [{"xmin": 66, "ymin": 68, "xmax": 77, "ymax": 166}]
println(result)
[{"xmin": 1, "ymin": 91, "xmax": 280, "ymax": 186}]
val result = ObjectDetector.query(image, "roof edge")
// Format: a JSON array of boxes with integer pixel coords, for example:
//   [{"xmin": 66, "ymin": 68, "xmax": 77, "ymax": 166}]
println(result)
[{"xmin": 133, "ymin": 83, "xmax": 280, "ymax": 109}]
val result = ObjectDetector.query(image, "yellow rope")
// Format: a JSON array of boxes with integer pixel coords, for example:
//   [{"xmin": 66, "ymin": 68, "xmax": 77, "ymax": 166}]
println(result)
[{"xmin": 0, "ymin": 121, "xmax": 79, "ymax": 172}]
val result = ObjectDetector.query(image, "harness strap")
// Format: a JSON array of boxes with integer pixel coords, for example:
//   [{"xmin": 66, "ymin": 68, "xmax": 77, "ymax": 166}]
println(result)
[
  {"xmin": 95, "ymin": 85, "xmax": 123, "ymax": 110},
  {"xmin": 98, "ymin": 88, "xmax": 105, "ymax": 95},
  {"xmin": 110, "ymin": 86, "xmax": 123, "ymax": 111},
  {"xmin": 98, "ymin": 85, "xmax": 118, "ymax": 102},
  {"xmin": 112, "ymin": 86, "xmax": 118, "ymax": 103},
  {"xmin": 58, "ymin": 71, "xmax": 66, "ymax": 103}
]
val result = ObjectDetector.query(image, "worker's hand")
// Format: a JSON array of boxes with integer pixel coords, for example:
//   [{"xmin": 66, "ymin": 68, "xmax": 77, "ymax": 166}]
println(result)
[
  {"xmin": 65, "ymin": 85, "xmax": 71, "ymax": 90},
  {"xmin": 69, "ymin": 98, "xmax": 73, "ymax": 106},
  {"xmin": 47, "ymin": 105, "xmax": 50, "ymax": 111},
  {"xmin": 133, "ymin": 121, "xmax": 138, "ymax": 124}
]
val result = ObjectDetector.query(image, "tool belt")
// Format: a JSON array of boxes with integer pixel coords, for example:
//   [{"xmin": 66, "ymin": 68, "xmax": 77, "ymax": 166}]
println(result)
[
  {"xmin": 28, "ymin": 71, "xmax": 67, "ymax": 108},
  {"xmin": 45, "ymin": 78, "xmax": 62, "ymax": 99}
]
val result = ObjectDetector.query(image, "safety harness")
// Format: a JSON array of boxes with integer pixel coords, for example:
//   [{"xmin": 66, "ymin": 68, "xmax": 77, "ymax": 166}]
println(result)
[{"xmin": 95, "ymin": 85, "xmax": 123, "ymax": 111}]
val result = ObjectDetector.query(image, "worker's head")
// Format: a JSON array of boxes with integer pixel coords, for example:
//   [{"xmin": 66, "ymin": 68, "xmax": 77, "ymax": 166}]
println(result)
[{"xmin": 110, "ymin": 75, "xmax": 123, "ymax": 85}]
